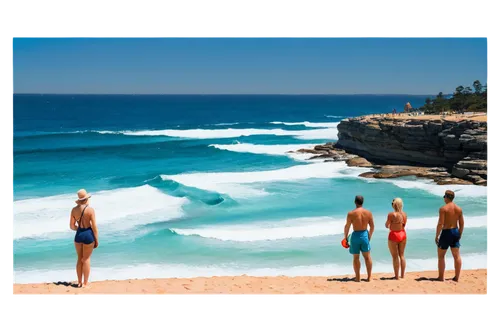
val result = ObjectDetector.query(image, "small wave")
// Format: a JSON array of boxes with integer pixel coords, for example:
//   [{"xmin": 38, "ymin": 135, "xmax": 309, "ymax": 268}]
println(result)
[
  {"xmin": 93, "ymin": 130, "xmax": 117, "ymax": 134},
  {"xmin": 155, "ymin": 178, "xmax": 227, "ymax": 206},
  {"xmin": 14, "ymin": 252, "xmax": 486, "ymax": 283},
  {"xmin": 209, "ymin": 143, "xmax": 317, "ymax": 160},
  {"xmin": 160, "ymin": 162, "xmax": 366, "ymax": 198},
  {"xmin": 14, "ymin": 185, "xmax": 188, "ymax": 240},
  {"xmin": 324, "ymin": 115, "xmax": 346, "ymax": 119},
  {"xmin": 171, "ymin": 215, "xmax": 487, "ymax": 242},
  {"xmin": 14, "ymin": 129, "xmax": 125, "ymax": 139},
  {"xmin": 214, "ymin": 122, "xmax": 240, "ymax": 126},
  {"xmin": 109, "ymin": 127, "xmax": 338, "ymax": 140},
  {"xmin": 14, "ymin": 130, "xmax": 88, "ymax": 139},
  {"xmin": 16, "ymin": 123, "xmax": 340, "ymax": 141}
]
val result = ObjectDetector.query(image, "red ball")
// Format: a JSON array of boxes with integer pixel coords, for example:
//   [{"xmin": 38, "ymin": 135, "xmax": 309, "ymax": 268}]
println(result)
[{"xmin": 341, "ymin": 238, "xmax": 349, "ymax": 249}]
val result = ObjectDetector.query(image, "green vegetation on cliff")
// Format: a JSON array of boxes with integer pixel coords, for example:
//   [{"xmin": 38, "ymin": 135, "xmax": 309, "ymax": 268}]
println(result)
[{"xmin": 418, "ymin": 80, "xmax": 487, "ymax": 113}]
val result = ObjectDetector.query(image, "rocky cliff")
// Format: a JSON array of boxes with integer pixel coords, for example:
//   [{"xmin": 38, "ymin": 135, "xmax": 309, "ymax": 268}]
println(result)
[{"xmin": 335, "ymin": 116, "xmax": 487, "ymax": 185}]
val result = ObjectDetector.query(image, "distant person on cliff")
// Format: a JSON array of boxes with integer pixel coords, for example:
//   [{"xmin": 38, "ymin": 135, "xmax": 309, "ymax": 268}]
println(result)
[
  {"xmin": 70, "ymin": 189, "xmax": 99, "ymax": 288},
  {"xmin": 344, "ymin": 195, "xmax": 375, "ymax": 282},
  {"xmin": 435, "ymin": 190, "xmax": 464, "ymax": 282},
  {"xmin": 404, "ymin": 102, "xmax": 412, "ymax": 113},
  {"xmin": 385, "ymin": 198, "xmax": 407, "ymax": 279}
]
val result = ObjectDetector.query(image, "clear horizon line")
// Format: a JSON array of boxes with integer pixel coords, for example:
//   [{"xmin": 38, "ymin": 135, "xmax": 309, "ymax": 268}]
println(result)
[{"xmin": 13, "ymin": 92, "xmax": 439, "ymax": 96}]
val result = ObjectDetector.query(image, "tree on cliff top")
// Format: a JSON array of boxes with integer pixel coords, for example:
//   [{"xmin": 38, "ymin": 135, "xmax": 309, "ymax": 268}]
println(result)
[
  {"xmin": 473, "ymin": 80, "xmax": 483, "ymax": 94},
  {"xmin": 417, "ymin": 80, "xmax": 487, "ymax": 114}
]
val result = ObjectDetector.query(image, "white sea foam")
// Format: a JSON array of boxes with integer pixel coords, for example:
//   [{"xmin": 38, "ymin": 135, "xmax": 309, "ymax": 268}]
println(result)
[
  {"xmin": 210, "ymin": 143, "xmax": 315, "ymax": 156},
  {"xmin": 14, "ymin": 252, "xmax": 486, "ymax": 283},
  {"xmin": 379, "ymin": 178, "xmax": 488, "ymax": 198},
  {"xmin": 13, "ymin": 185, "xmax": 187, "ymax": 239},
  {"xmin": 325, "ymin": 115, "xmax": 346, "ymax": 119},
  {"xmin": 98, "ymin": 127, "xmax": 338, "ymax": 140},
  {"xmin": 270, "ymin": 121, "xmax": 339, "ymax": 128},
  {"xmin": 209, "ymin": 143, "xmax": 321, "ymax": 162},
  {"xmin": 171, "ymin": 215, "xmax": 487, "ymax": 242},
  {"xmin": 93, "ymin": 130, "xmax": 116, "ymax": 135},
  {"xmin": 161, "ymin": 162, "xmax": 367, "ymax": 198},
  {"xmin": 214, "ymin": 122, "xmax": 240, "ymax": 126}
]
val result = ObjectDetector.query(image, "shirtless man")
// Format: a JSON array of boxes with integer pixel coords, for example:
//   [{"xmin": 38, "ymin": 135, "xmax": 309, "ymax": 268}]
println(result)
[
  {"xmin": 435, "ymin": 190, "xmax": 464, "ymax": 282},
  {"xmin": 344, "ymin": 195, "xmax": 375, "ymax": 282}
]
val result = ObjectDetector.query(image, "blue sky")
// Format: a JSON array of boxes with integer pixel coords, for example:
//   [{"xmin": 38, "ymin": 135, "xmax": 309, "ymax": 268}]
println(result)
[{"xmin": 13, "ymin": 38, "xmax": 487, "ymax": 94}]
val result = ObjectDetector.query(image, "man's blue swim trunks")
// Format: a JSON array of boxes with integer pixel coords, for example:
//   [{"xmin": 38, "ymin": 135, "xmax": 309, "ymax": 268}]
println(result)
[
  {"xmin": 438, "ymin": 228, "xmax": 461, "ymax": 250},
  {"xmin": 349, "ymin": 230, "xmax": 371, "ymax": 254}
]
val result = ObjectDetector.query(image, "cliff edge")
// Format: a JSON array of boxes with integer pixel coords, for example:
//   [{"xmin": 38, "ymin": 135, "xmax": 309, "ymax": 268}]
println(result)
[{"xmin": 334, "ymin": 115, "xmax": 487, "ymax": 185}]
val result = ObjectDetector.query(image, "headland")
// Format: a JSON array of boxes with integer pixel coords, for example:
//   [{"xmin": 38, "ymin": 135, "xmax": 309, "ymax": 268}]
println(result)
[{"xmin": 293, "ymin": 113, "xmax": 487, "ymax": 186}]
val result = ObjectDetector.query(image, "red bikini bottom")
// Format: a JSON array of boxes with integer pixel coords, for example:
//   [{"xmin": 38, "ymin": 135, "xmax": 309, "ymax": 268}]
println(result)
[{"xmin": 388, "ymin": 230, "xmax": 406, "ymax": 243}]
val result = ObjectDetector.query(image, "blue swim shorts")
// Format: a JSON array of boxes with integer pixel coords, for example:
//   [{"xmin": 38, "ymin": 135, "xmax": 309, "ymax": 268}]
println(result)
[
  {"xmin": 438, "ymin": 228, "xmax": 460, "ymax": 250},
  {"xmin": 349, "ymin": 230, "xmax": 371, "ymax": 255}
]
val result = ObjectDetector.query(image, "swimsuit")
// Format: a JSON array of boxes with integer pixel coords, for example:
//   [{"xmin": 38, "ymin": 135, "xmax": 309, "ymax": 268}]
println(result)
[
  {"xmin": 388, "ymin": 212, "xmax": 407, "ymax": 243},
  {"xmin": 438, "ymin": 228, "xmax": 460, "ymax": 250},
  {"xmin": 349, "ymin": 230, "xmax": 371, "ymax": 254},
  {"xmin": 74, "ymin": 205, "xmax": 95, "ymax": 245},
  {"xmin": 389, "ymin": 230, "xmax": 406, "ymax": 243}
]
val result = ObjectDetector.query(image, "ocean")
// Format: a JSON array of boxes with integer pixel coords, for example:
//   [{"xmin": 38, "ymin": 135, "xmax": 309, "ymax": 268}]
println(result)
[{"xmin": 13, "ymin": 94, "xmax": 487, "ymax": 283}]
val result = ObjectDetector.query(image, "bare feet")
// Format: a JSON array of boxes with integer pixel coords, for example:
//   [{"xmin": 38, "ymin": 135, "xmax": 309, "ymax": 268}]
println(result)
[
  {"xmin": 82, "ymin": 283, "xmax": 91, "ymax": 289},
  {"xmin": 437, "ymin": 277, "xmax": 444, "ymax": 281},
  {"xmin": 452, "ymin": 277, "xmax": 459, "ymax": 282},
  {"xmin": 77, "ymin": 283, "xmax": 83, "ymax": 288},
  {"xmin": 366, "ymin": 278, "xmax": 371, "ymax": 282},
  {"xmin": 354, "ymin": 278, "xmax": 361, "ymax": 282}
]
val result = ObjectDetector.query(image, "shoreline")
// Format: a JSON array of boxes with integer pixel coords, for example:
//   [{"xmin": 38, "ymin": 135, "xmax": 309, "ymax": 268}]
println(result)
[{"xmin": 13, "ymin": 269, "xmax": 486, "ymax": 294}]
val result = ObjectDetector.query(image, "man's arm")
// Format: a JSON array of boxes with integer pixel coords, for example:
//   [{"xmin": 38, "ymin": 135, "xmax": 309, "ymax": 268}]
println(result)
[
  {"xmin": 69, "ymin": 211, "xmax": 77, "ymax": 231},
  {"xmin": 435, "ymin": 207, "xmax": 445, "ymax": 245},
  {"xmin": 458, "ymin": 209, "xmax": 464, "ymax": 239},
  {"xmin": 344, "ymin": 212, "xmax": 352, "ymax": 241},
  {"xmin": 368, "ymin": 212, "xmax": 375, "ymax": 240}
]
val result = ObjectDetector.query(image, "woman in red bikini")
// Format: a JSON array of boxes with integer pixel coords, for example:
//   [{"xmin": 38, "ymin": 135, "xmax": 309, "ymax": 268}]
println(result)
[{"xmin": 385, "ymin": 198, "xmax": 407, "ymax": 280}]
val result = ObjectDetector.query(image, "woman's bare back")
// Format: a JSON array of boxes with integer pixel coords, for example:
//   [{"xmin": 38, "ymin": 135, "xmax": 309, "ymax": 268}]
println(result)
[
  {"xmin": 72, "ymin": 205, "xmax": 94, "ymax": 229},
  {"xmin": 388, "ymin": 212, "xmax": 407, "ymax": 231}
]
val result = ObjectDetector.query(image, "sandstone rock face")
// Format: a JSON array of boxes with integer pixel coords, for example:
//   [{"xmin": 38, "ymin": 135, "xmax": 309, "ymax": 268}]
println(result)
[
  {"xmin": 291, "ymin": 145, "xmax": 472, "ymax": 186},
  {"xmin": 335, "ymin": 116, "xmax": 487, "ymax": 185},
  {"xmin": 346, "ymin": 157, "xmax": 373, "ymax": 167}
]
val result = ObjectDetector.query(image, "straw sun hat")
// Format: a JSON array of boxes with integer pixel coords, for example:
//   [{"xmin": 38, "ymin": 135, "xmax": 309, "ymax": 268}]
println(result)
[{"xmin": 75, "ymin": 189, "xmax": 92, "ymax": 204}]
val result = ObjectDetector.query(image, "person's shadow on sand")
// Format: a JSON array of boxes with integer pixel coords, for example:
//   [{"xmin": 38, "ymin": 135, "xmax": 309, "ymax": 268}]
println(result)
[
  {"xmin": 415, "ymin": 277, "xmax": 441, "ymax": 282},
  {"xmin": 379, "ymin": 276, "xmax": 398, "ymax": 281},
  {"xmin": 327, "ymin": 277, "xmax": 369, "ymax": 282},
  {"xmin": 53, "ymin": 281, "xmax": 80, "ymax": 288}
]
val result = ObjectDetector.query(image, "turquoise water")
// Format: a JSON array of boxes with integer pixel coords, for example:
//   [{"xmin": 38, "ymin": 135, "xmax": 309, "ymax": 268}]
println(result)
[{"xmin": 13, "ymin": 95, "xmax": 487, "ymax": 283}]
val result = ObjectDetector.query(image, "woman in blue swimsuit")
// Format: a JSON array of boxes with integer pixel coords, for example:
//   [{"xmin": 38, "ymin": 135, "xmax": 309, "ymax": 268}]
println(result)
[{"xmin": 69, "ymin": 189, "xmax": 99, "ymax": 288}]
